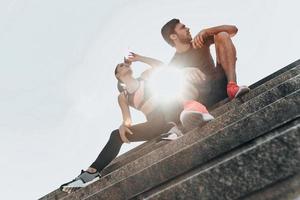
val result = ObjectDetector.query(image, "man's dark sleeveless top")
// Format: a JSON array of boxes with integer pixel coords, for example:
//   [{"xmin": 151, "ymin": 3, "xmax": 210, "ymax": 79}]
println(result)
[
  {"xmin": 124, "ymin": 77, "xmax": 152, "ymax": 110},
  {"xmin": 169, "ymin": 46, "xmax": 223, "ymax": 80},
  {"xmin": 168, "ymin": 45, "xmax": 227, "ymax": 108}
]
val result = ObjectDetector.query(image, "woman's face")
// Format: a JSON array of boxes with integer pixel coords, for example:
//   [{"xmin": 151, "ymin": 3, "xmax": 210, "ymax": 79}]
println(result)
[{"xmin": 115, "ymin": 63, "xmax": 132, "ymax": 79}]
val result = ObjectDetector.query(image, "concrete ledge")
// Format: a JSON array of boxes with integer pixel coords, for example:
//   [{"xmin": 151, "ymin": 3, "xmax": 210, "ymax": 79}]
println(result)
[
  {"xmin": 241, "ymin": 173, "xmax": 300, "ymax": 200},
  {"xmin": 140, "ymin": 119, "xmax": 300, "ymax": 200}
]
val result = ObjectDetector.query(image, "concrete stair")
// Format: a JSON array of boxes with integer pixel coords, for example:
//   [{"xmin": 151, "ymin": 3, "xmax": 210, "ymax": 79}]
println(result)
[
  {"xmin": 40, "ymin": 59, "xmax": 300, "ymax": 200},
  {"xmin": 136, "ymin": 118, "xmax": 300, "ymax": 200}
]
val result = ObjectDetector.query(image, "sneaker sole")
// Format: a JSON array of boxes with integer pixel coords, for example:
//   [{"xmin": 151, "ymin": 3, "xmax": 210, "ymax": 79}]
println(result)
[
  {"xmin": 235, "ymin": 87, "xmax": 250, "ymax": 98},
  {"xmin": 161, "ymin": 134, "xmax": 182, "ymax": 141},
  {"xmin": 180, "ymin": 111, "xmax": 214, "ymax": 130},
  {"xmin": 62, "ymin": 176, "xmax": 100, "ymax": 193}
]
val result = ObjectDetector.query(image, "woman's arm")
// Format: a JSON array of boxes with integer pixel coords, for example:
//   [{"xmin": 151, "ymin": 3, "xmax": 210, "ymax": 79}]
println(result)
[
  {"xmin": 128, "ymin": 52, "xmax": 164, "ymax": 68},
  {"xmin": 126, "ymin": 52, "xmax": 165, "ymax": 80},
  {"xmin": 118, "ymin": 92, "xmax": 132, "ymax": 126}
]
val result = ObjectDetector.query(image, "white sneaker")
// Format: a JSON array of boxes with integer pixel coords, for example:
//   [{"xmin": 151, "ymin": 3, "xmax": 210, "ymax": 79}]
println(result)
[
  {"xmin": 161, "ymin": 125, "xmax": 183, "ymax": 140},
  {"xmin": 180, "ymin": 100, "xmax": 214, "ymax": 131},
  {"xmin": 60, "ymin": 170, "xmax": 101, "ymax": 193}
]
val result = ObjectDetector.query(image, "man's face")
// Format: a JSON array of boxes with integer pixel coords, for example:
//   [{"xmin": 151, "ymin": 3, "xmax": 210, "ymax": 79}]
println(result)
[{"xmin": 173, "ymin": 22, "xmax": 192, "ymax": 44}]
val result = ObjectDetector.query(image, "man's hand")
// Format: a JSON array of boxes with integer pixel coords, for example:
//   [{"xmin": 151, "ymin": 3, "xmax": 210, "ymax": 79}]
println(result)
[
  {"xmin": 118, "ymin": 124, "xmax": 133, "ymax": 143},
  {"xmin": 182, "ymin": 67, "xmax": 206, "ymax": 84},
  {"xmin": 192, "ymin": 29, "xmax": 210, "ymax": 49}
]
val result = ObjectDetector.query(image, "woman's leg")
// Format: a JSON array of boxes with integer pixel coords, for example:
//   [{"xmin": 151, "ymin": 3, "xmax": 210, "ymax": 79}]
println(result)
[
  {"xmin": 88, "ymin": 112, "xmax": 172, "ymax": 173},
  {"xmin": 126, "ymin": 118, "xmax": 172, "ymax": 142},
  {"xmin": 60, "ymin": 129, "xmax": 124, "ymax": 192},
  {"xmin": 88, "ymin": 120, "xmax": 170, "ymax": 172},
  {"xmin": 89, "ymin": 129, "xmax": 123, "ymax": 173}
]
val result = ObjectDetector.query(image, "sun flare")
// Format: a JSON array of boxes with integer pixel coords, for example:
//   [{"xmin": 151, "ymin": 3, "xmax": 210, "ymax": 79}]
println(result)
[{"xmin": 148, "ymin": 66, "xmax": 185, "ymax": 103}]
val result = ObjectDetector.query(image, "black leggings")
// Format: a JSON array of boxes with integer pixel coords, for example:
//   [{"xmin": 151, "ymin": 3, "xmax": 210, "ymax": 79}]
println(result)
[
  {"xmin": 89, "ymin": 107, "xmax": 178, "ymax": 172},
  {"xmin": 89, "ymin": 129, "xmax": 123, "ymax": 172}
]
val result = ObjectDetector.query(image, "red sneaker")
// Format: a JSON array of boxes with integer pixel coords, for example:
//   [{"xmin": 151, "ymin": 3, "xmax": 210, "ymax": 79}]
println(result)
[
  {"xmin": 227, "ymin": 81, "xmax": 250, "ymax": 100},
  {"xmin": 180, "ymin": 100, "xmax": 214, "ymax": 130}
]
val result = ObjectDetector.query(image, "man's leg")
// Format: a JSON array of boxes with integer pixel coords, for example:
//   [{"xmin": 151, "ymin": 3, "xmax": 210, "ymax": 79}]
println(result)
[
  {"xmin": 214, "ymin": 32, "xmax": 249, "ymax": 100},
  {"xmin": 214, "ymin": 31, "xmax": 237, "ymax": 82},
  {"xmin": 182, "ymin": 82, "xmax": 199, "ymax": 101},
  {"xmin": 178, "ymin": 78, "xmax": 214, "ymax": 131}
]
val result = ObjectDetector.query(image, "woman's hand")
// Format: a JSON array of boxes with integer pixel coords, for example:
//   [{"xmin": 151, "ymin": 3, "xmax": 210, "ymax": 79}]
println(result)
[
  {"xmin": 123, "ymin": 118, "xmax": 132, "ymax": 127},
  {"xmin": 127, "ymin": 52, "xmax": 142, "ymax": 63},
  {"xmin": 126, "ymin": 52, "xmax": 163, "ymax": 68},
  {"xmin": 118, "ymin": 124, "xmax": 133, "ymax": 143},
  {"xmin": 123, "ymin": 57, "xmax": 132, "ymax": 65}
]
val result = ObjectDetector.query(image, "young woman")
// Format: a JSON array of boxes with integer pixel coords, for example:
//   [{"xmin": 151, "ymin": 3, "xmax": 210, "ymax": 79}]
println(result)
[{"xmin": 60, "ymin": 53, "xmax": 182, "ymax": 193}]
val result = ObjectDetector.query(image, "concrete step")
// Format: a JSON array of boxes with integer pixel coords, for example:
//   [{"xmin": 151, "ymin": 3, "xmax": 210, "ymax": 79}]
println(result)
[
  {"xmin": 138, "ymin": 118, "xmax": 300, "ymax": 200},
  {"xmin": 60, "ymin": 75, "xmax": 300, "ymax": 199},
  {"xmin": 241, "ymin": 173, "xmax": 300, "ymax": 200}
]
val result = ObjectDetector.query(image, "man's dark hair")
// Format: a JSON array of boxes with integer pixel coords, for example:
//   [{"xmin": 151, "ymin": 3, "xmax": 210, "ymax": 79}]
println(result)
[{"xmin": 161, "ymin": 18, "xmax": 180, "ymax": 47}]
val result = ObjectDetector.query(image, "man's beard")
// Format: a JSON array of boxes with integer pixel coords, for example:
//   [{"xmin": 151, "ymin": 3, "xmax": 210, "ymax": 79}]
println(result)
[{"xmin": 178, "ymin": 34, "xmax": 192, "ymax": 44}]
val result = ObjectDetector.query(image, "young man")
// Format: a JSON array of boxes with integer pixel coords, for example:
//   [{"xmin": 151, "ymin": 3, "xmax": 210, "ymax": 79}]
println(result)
[{"xmin": 161, "ymin": 19, "xmax": 250, "ymax": 112}]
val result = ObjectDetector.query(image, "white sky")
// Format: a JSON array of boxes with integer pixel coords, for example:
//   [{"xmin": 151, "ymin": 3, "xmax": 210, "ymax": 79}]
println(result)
[{"xmin": 0, "ymin": 0, "xmax": 299, "ymax": 199}]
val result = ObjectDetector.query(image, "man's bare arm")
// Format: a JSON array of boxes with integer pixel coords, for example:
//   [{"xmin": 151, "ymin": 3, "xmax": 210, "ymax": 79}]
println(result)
[
  {"xmin": 192, "ymin": 25, "xmax": 238, "ymax": 48},
  {"xmin": 203, "ymin": 25, "xmax": 238, "ymax": 37}
]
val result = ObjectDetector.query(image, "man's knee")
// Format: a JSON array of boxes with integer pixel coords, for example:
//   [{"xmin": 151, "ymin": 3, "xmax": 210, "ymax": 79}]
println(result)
[
  {"xmin": 214, "ymin": 31, "xmax": 230, "ymax": 43},
  {"xmin": 183, "ymin": 82, "xmax": 199, "ymax": 100}
]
